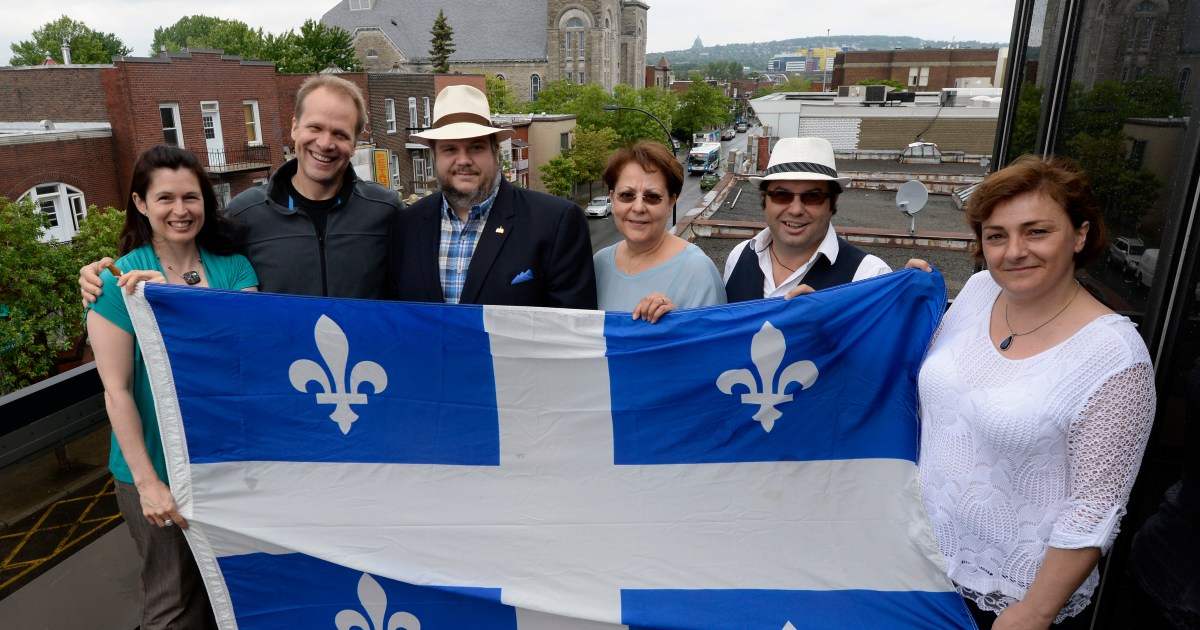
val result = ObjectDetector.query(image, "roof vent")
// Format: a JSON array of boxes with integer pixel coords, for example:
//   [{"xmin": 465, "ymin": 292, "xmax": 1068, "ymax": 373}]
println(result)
[{"xmin": 40, "ymin": 119, "xmax": 55, "ymax": 130}]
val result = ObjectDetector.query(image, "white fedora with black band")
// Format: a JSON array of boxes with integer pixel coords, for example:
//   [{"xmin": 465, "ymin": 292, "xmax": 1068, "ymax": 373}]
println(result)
[
  {"xmin": 410, "ymin": 85, "xmax": 514, "ymax": 144},
  {"xmin": 749, "ymin": 137, "xmax": 851, "ymax": 191}
]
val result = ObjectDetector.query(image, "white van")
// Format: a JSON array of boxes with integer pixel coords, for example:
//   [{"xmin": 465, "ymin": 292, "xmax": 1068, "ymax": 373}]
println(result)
[{"xmin": 1137, "ymin": 248, "xmax": 1159, "ymax": 289}]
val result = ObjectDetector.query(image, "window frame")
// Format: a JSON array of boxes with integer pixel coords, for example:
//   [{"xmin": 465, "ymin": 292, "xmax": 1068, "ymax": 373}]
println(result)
[
  {"xmin": 385, "ymin": 98, "xmax": 397, "ymax": 133},
  {"xmin": 21, "ymin": 182, "xmax": 87, "ymax": 243},
  {"xmin": 243, "ymin": 100, "xmax": 262, "ymax": 146},
  {"xmin": 160, "ymin": 103, "xmax": 183, "ymax": 148}
]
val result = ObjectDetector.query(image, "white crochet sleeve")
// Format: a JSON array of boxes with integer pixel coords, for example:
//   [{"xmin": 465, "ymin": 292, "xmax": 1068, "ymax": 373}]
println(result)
[{"xmin": 1051, "ymin": 360, "xmax": 1156, "ymax": 552}]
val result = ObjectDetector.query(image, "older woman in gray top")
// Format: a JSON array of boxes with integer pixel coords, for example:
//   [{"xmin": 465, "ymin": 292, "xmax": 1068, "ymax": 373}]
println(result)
[{"xmin": 592, "ymin": 141, "xmax": 726, "ymax": 322}]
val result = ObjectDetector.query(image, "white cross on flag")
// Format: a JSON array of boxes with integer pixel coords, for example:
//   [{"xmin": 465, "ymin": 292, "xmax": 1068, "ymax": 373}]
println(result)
[{"xmin": 126, "ymin": 269, "xmax": 973, "ymax": 629}]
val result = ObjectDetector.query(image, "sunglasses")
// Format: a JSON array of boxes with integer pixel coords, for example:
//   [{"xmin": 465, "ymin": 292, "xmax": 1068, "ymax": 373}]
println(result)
[
  {"xmin": 764, "ymin": 189, "xmax": 831, "ymax": 206},
  {"xmin": 614, "ymin": 191, "xmax": 667, "ymax": 206}
]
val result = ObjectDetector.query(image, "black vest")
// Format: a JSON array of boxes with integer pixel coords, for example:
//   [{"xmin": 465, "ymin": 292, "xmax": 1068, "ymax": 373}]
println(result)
[{"xmin": 725, "ymin": 236, "xmax": 869, "ymax": 303}]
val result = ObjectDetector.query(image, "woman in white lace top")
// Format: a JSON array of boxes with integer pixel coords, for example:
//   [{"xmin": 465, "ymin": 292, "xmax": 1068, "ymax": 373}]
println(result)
[{"xmin": 918, "ymin": 155, "xmax": 1156, "ymax": 628}]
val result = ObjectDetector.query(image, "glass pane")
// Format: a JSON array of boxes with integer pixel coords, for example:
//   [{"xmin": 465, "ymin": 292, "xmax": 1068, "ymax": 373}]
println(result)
[
  {"xmin": 164, "ymin": 129, "xmax": 179, "ymax": 146},
  {"xmin": 160, "ymin": 107, "xmax": 174, "ymax": 128}
]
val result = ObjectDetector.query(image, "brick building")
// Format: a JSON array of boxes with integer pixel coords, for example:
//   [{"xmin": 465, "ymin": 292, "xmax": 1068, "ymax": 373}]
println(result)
[{"xmin": 832, "ymin": 48, "xmax": 1007, "ymax": 91}]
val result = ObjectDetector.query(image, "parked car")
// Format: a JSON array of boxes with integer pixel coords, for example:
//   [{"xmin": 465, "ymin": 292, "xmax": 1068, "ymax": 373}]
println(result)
[
  {"xmin": 1107, "ymin": 236, "xmax": 1145, "ymax": 273},
  {"xmin": 584, "ymin": 196, "xmax": 611, "ymax": 218},
  {"xmin": 736, "ymin": 122, "xmax": 748, "ymax": 133},
  {"xmin": 720, "ymin": 128, "xmax": 736, "ymax": 141},
  {"xmin": 1137, "ymin": 248, "xmax": 1159, "ymax": 289},
  {"xmin": 699, "ymin": 173, "xmax": 720, "ymax": 192}
]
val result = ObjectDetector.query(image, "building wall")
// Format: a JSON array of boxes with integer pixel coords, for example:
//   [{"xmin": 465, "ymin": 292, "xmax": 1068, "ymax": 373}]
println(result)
[
  {"xmin": 355, "ymin": 28, "xmax": 408, "ymax": 73},
  {"xmin": 102, "ymin": 51, "xmax": 286, "ymax": 202},
  {"xmin": 0, "ymin": 134, "xmax": 122, "ymax": 213},
  {"xmin": 366, "ymin": 73, "xmax": 435, "ymax": 196},
  {"xmin": 0, "ymin": 67, "xmax": 110, "ymax": 122},
  {"xmin": 619, "ymin": 2, "xmax": 648, "ymax": 88},
  {"xmin": 857, "ymin": 117, "xmax": 998, "ymax": 153},
  {"xmin": 832, "ymin": 49, "xmax": 1002, "ymax": 91},
  {"xmin": 526, "ymin": 116, "xmax": 576, "ymax": 193}
]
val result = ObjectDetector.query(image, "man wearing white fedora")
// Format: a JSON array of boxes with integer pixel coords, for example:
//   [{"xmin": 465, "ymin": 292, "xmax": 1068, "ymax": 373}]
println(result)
[
  {"xmin": 387, "ymin": 85, "xmax": 596, "ymax": 308},
  {"xmin": 723, "ymin": 137, "xmax": 891, "ymax": 301}
]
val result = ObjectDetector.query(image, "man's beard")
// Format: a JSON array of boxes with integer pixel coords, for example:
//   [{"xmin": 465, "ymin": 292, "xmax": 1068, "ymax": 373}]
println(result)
[{"xmin": 438, "ymin": 169, "xmax": 500, "ymax": 209}]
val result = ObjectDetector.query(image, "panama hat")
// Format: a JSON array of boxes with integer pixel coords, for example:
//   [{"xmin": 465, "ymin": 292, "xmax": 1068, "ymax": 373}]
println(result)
[
  {"xmin": 410, "ymin": 85, "xmax": 514, "ymax": 143},
  {"xmin": 749, "ymin": 137, "xmax": 851, "ymax": 191}
]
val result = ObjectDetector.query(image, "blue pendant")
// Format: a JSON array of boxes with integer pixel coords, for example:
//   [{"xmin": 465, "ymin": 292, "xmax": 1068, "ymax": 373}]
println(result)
[{"xmin": 1000, "ymin": 335, "xmax": 1014, "ymax": 351}]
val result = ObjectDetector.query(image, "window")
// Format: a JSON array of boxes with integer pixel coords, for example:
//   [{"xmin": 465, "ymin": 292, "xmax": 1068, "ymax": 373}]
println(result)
[
  {"xmin": 566, "ymin": 72, "xmax": 573, "ymax": 83},
  {"xmin": 366, "ymin": 49, "xmax": 378, "ymax": 58},
  {"xmin": 385, "ymin": 98, "xmax": 396, "ymax": 133},
  {"xmin": 423, "ymin": 96, "xmax": 431, "ymax": 127},
  {"xmin": 565, "ymin": 17, "xmax": 585, "ymax": 59},
  {"xmin": 243, "ymin": 100, "xmax": 262, "ymax": 145},
  {"xmin": 531, "ymin": 74, "xmax": 542, "ymax": 99},
  {"xmin": 908, "ymin": 67, "xmax": 929, "ymax": 87},
  {"xmin": 390, "ymin": 152, "xmax": 400, "ymax": 188},
  {"xmin": 408, "ymin": 96, "xmax": 418, "ymax": 130},
  {"xmin": 160, "ymin": 103, "xmax": 183, "ymax": 147},
  {"xmin": 201, "ymin": 102, "xmax": 219, "ymax": 140},
  {"xmin": 213, "ymin": 182, "xmax": 232, "ymax": 210},
  {"xmin": 560, "ymin": 132, "xmax": 571, "ymax": 152},
  {"xmin": 349, "ymin": 0, "xmax": 371, "ymax": 10},
  {"xmin": 1180, "ymin": 68, "xmax": 1191, "ymax": 95},
  {"xmin": 21, "ymin": 183, "xmax": 86, "ymax": 242},
  {"xmin": 579, "ymin": 72, "xmax": 585, "ymax": 84}
]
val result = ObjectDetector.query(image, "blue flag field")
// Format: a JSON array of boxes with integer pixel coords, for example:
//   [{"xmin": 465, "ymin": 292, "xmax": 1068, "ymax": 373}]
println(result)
[{"xmin": 125, "ymin": 269, "xmax": 974, "ymax": 629}]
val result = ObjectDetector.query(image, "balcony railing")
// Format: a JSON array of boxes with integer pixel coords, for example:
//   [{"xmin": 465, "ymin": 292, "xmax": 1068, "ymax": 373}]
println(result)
[{"xmin": 203, "ymin": 145, "xmax": 273, "ymax": 173}]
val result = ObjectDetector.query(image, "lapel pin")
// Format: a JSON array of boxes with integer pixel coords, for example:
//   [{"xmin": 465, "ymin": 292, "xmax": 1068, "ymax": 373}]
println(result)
[{"xmin": 495, "ymin": 226, "xmax": 505, "ymax": 234}]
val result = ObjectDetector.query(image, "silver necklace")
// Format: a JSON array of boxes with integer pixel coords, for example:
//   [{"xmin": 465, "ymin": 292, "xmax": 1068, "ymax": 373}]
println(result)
[
  {"xmin": 1000, "ymin": 282, "xmax": 1081, "ymax": 351},
  {"xmin": 165, "ymin": 255, "xmax": 203, "ymax": 285}
]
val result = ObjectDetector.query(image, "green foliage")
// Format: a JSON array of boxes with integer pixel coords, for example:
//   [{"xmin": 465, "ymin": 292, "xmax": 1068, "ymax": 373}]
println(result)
[
  {"xmin": 9, "ymin": 15, "xmax": 130, "ymax": 66},
  {"xmin": 151, "ymin": 15, "xmax": 265, "ymax": 58},
  {"xmin": 274, "ymin": 20, "xmax": 364, "ymax": 73},
  {"xmin": 0, "ymin": 200, "xmax": 124, "ymax": 393},
  {"xmin": 569, "ymin": 127, "xmax": 619, "ymax": 197},
  {"xmin": 857, "ymin": 78, "xmax": 908, "ymax": 91},
  {"xmin": 527, "ymin": 79, "xmax": 583, "ymax": 112},
  {"xmin": 1065, "ymin": 133, "xmax": 1163, "ymax": 234},
  {"xmin": 705, "ymin": 60, "xmax": 744, "ymax": 81},
  {"xmin": 754, "ymin": 76, "xmax": 815, "ymax": 97},
  {"xmin": 540, "ymin": 155, "xmax": 578, "ymax": 197},
  {"xmin": 428, "ymin": 9, "xmax": 456, "ymax": 73},
  {"xmin": 1009, "ymin": 83, "xmax": 1044, "ymax": 158},
  {"xmin": 611, "ymin": 85, "xmax": 678, "ymax": 149},
  {"xmin": 673, "ymin": 80, "xmax": 732, "ymax": 140},
  {"xmin": 1061, "ymin": 76, "xmax": 1188, "ymax": 144},
  {"xmin": 485, "ymin": 74, "xmax": 521, "ymax": 114}
]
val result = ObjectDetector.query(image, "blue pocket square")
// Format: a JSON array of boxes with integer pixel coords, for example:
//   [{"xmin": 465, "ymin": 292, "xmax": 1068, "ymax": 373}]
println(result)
[{"xmin": 511, "ymin": 269, "xmax": 534, "ymax": 285}]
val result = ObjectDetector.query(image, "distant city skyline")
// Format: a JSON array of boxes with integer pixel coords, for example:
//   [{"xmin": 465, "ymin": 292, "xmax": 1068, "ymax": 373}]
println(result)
[{"xmin": 2, "ymin": 0, "xmax": 1016, "ymax": 66}]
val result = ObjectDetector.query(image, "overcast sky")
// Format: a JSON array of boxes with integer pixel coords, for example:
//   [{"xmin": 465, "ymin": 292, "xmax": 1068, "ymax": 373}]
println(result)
[{"xmin": 1, "ymin": 0, "xmax": 1016, "ymax": 65}]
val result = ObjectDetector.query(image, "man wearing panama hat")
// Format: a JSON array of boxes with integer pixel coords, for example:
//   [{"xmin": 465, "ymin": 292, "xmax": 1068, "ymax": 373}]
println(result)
[
  {"xmin": 387, "ymin": 85, "xmax": 596, "ymax": 308},
  {"xmin": 723, "ymin": 137, "xmax": 891, "ymax": 302}
]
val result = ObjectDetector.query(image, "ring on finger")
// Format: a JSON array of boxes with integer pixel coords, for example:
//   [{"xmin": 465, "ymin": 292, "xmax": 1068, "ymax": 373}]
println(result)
[{"xmin": 164, "ymin": 519, "xmax": 174, "ymax": 527}]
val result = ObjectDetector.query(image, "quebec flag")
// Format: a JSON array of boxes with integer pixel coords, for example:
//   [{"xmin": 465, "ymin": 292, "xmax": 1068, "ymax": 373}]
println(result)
[{"xmin": 126, "ymin": 269, "xmax": 974, "ymax": 630}]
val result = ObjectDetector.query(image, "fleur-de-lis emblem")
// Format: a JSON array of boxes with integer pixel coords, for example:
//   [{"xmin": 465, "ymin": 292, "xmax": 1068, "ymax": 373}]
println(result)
[
  {"xmin": 289, "ymin": 315, "xmax": 388, "ymax": 434},
  {"xmin": 716, "ymin": 321, "xmax": 818, "ymax": 432},
  {"xmin": 334, "ymin": 573, "xmax": 420, "ymax": 630}
]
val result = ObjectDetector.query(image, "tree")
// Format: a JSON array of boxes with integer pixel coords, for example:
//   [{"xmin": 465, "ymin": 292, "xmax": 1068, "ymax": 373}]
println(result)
[
  {"xmin": 0, "ymin": 201, "xmax": 124, "ymax": 393},
  {"xmin": 525, "ymin": 79, "xmax": 583, "ymax": 112},
  {"xmin": 569, "ymin": 127, "xmax": 619, "ymax": 197},
  {"xmin": 610, "ymin": 84, "xmax": 678, "ymax": 149},
  {"xmin": 1066, "ymin": 132, "xmax": 1162, "ymax": 234},
  {"xmin": 539, "ymin": 155, "xmax": 578, "ymax": 197},
  {"xmin": 9, "ymin": 16, "xmax": 130, "ymax": 66},
  {"xmin": 428, "ymin": 9, "xmax": 456, "ymax": 73},
  {"xmin": 274, "ymin": 20, "xmax": 364, "ymax": 73},
  {"xmin": 753, "ymin": 75, "xmax": 814, "ymax": 97},
  {"xmin": 485, "ymin": 74, "xmax": 521, "ymax": 114},
  {"xmin": 858, "ymin": 78, "xmax": 908, "ymax": 91},
  {"xmin": 563, "ymin": 84, "xmax": 615, "ymax": 132},
  {"xmin": 673, "ymin": 79, "xmax": 732, "ymax": 141},
  {"xmin": 1009, "ymin": 83, "xmax": 1044, "ymax": 159},
  {"xmin": 151, "ymin": 15, "xmax": 266, "ymax": 59},
  {"xmin": 705, "ymin": 61, "xmax": 744, "ymax": 81}
]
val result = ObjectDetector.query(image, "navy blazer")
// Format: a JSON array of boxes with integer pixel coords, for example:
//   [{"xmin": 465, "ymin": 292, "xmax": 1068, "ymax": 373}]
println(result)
[{"xmin": 386, "ymin": 179, "xmax": 597, "ymax": 309}]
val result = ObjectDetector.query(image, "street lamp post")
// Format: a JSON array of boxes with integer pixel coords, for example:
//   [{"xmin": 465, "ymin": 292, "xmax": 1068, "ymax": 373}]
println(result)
[{"xmin": 601, "ymin": 104, "xmax": 680, "ymax": 225}]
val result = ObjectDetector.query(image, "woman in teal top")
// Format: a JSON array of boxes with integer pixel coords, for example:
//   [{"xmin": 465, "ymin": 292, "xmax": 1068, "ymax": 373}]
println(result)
[
  {"xmin": 593, "ymin": 141, "xmax": 726, "ymax": 321},
  {"xmin": 87, "ymin": 145, "xmax": 257, "ymax": 629}
]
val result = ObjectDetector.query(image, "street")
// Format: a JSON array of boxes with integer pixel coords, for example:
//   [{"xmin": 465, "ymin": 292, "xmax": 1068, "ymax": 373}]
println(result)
[{"xmin": 586, "ymin": 128, "xmax": 755, "ymax": 254}]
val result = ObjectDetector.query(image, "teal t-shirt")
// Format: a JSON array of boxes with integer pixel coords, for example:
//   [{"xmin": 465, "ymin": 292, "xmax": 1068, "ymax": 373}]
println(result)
[{"xmin": 87, "ymin": 244, "xmax": 257, "ymax": 484}]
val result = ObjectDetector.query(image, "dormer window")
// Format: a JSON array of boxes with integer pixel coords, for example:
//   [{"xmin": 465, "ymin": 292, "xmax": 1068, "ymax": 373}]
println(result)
[{"xmin": 350, "ymin": 0, "xmax": 371, "ymax": 10}]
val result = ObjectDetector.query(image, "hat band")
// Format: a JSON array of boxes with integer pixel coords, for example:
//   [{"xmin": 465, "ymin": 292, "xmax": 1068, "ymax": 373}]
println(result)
[
  {"xmin": 765, "ymin": 161, "xmax": 839, "ymax": 179},
  {"xmin": 431, "ymin": 111, "xmax": 494, "ymax": 129}
]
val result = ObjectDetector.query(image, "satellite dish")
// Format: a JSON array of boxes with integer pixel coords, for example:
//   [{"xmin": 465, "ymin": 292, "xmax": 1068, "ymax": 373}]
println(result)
[{"xmin": 895, "ymin": 180, "xmax": 929, "ymax": 235}]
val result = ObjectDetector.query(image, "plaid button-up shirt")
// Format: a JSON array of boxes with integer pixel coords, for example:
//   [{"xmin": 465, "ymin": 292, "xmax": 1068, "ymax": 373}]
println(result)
[{"xmin": 438, "ymin": 182, "xmax": 500, "ymax": 304}]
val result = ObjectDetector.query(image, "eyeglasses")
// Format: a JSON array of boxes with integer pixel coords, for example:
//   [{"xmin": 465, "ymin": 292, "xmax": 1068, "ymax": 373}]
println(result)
[
  {"xmin": 614, "ymin": 191, "xmax": 667, "ymax": 206},
  {"xmin": 764, "ymin": 189, "xmax": 831, "ymax": 206}
]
